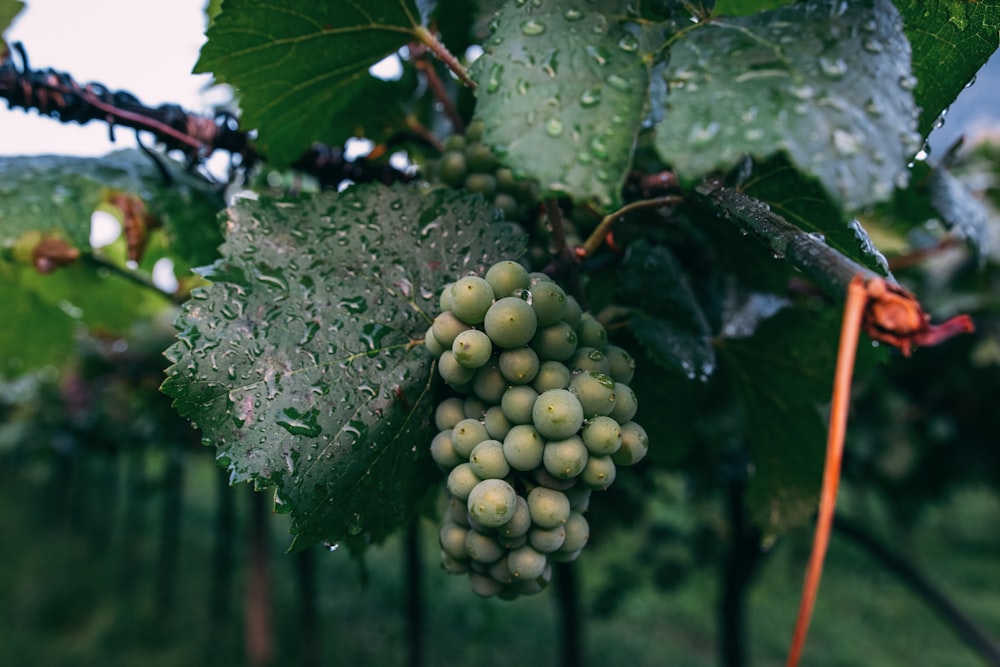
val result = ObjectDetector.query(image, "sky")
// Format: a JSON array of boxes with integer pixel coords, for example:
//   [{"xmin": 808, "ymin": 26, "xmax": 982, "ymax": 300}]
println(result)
[{"xmin": 1, "ymin": 0, "xmax": 997, "ymax": 160}]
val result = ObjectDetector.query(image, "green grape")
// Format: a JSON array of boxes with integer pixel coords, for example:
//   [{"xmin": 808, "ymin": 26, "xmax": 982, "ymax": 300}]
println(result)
[
  {"xmin": 472, "ymin": 361, "xmax": 507, "ymax": 404},
  {"xmin": 498, "ymin": 346, "xmax": 540, "ymax": 385},
  {"xmin": 542, "ymin": 435, "xmax": 589, "ymax": 479},
  {"xmin": 447, "ymin": 496, "xmax": 471, "ymax": 527},
  {"xmin": 440, "ymin": 285, "xmax": 456, "ymax": 313},
  {"xmin": 550, "ymin": 549, "xmax": 582, "ymax": 563},
  {"xmin": 467, "ymin": 478, "xmax": 517, "ymax": 528},
  {"xmin": 605, "ymin": 344, "xmax": 636, "ymax": 384},
  {"xmin": 432, "ymin": 311, "xmax": 471, "ymax": 347},
  {"xmin": 512, "ymin": 564, "xmax": 551, "ymax": 595},
  {"xmin": 612, "ymin": 421, "xmax": 649, "ymax": 466},
  {"xmin": 499, "ymin": 495, "xmax": 532, "ymax": 538},
  {"xmin": 498, "ymin": 534, "xmax": 528, "ymax": 550},
  {"xmin": 488, "ymin": 556, "xmax": 514, "ymax": 585},
  {"xmin": 502, "ymin": 424, "xmax": 544, "ymax": 471},
  {"xmin": 500, "ymin": 385, "xmax": 538, "ymax": 425},
  {"xmin": 580, "ymin": 455, "xmax": 616, "ymax": 490},
  {"xmin": 569, "ymin": 371, "xmax": 618, "ymax": 417},
  {"xmin": 533, "ymin": 466, "xmax": 578, "ymax": 491},
  {"xmin": 439, "ymin": 522, "xmax": 470, "ymax": 560},
  {"xmin": 447, "ymin": 462, "xmax": 482, "ymax": 501},
  {"xmin": 528, "ymin": 524, "xmax": 566, "ymax": 553},
  {"xmin": 560, "ymin": 512, "xmax": 590, "ymax": 553},
  {"xmin": 435, "ymin": 397, "xmax": 466, "ymax": 431},
  {"xmin": 444, "ymin": 134, "xmax": 466, "ymax": 152},
  {"xmin": 609, "ymin": 383, "xmax": 638, "ymax": 423},
  {"xmin": 576, "ymin": 313, "xmax": 608, "ymax": 350},
  {"xmin": 507, "ymin": 545, "xmax": 548, "ymax": 579},
  {"xmin": 567, "ymin": 347, "xmax": 612, "ymax": 375},
  {"xmin": 430, "ymin": 429, "xmax": 463, "ymax": 468},
  {"xmin": 532, "ymin": 388, "xmax": 584, "ymax": 440},
  {"xmin": 450, "ymin": 276, "xmax": 495, "ymax": 325},
  {"xmin": 441, "ymin": 553, "xmax": 470, "ymax": 574},
  {"xmin": 464, "ymin": 396, "xmax": 488, "ymax": 419},
  {"xmin": 465, "ymin": 530, "xmax": 504, "ymax": 564},
  {"xmin": 529, "ymin": 281, "xmax": 568, "ymax": 326},
  {"xmin": 529, "ymin": 272, "xmax": 553, "ymax": 284},
  {"xmin": 565, "ymin": 486, "xmax": 592, "ymax": 512},
  {"xmin": 494, "ymin": 193, "xmax": 520, "ymax": 220},
  {"xmin": 495, "ymin": 167, "xmax": 518, "ymax": 193},
  {"xmin": 532, "ymin": 360, "xmax": 572, "ymax": 392},
  {"xmin": 483, "ymin": 405, "xmax": 512, "ymax": 440},
  {"xmin": 527, "ymin": 487, "xmax": 571, "ymax": 528},
  {"xmin": 580, "ymin": 415, "xmax": 622, "ymax": 456},
  {"xmin": 466, "ymin": 142, "xmax": 498, "ymax": 173},
  {"xmin": 424, "ymin": 325, "xmax": 446, "ymax": 356},
  {"xmin": 438, "ymin": 350, "xmax": 476, "ymax": 386},
  {"xmin": 562, "ymin": 295, "xmax": 583, "ymax": 328},
  {"xmin": 484, "ymin": 296, "xmax": 538, "ymax": 348},
  {"xmin": 465, "ymin": 118, "xmax": 485, "ymax": 142},
  {"xmin": 439, "ymin": 150, "xmax": 468, "ymax": 188},
  {"xmin": 469, "ymin": 572, "xmax": 503, "ymax": 597},
  {"xmin": 452, "ymin": 418, "xmax": 490, "ymax": 458},
  {"xmin": 530, "ymin": 321, "xmax": 578, "ymax": 362},
  {"xmin": 465, "ymin": 173, "xmax": 497, "ymax": 197},
  {"xmin": 485, "ymin": 260, "xmax": 530, "ymax": 298},
  {"xmin": 469, "ymin": 439, "xmax": 511, "ymax": 480},
  {"xmin": 452, "ymin": 329, "xmax": 493, "ymax": 369}
]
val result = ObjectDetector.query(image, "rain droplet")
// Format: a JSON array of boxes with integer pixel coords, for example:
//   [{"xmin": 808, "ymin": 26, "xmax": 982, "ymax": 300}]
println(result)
[
  {"xmin": 276, "ymin": 407, "xmax": 322, "ymax": 438},
  {"xmin": 832, "ymin": 129, "xmax": 860, "ymax": 156},
  {"xmin": 898, "ymin": 74, "xmax": 918, "ymax": 91},
  {"xmin": 818, "ymin": 57, "xmax": 847, "ymax": 79},
  {"xmin": 486, "ymin": 63, "xmax": 503, "ymax": 93},
  {"xmin": 862, "ymin": 37, "xmax": 883, "ymax": 53},
  {"xmin": 521, "ymin": 19, "xmax": 546, "ymax": 36},
  {"xmin": 579, "ymin": 86, "xmax": 602, "ymax": 107},
  {"xmin": 589, "ymin": 136, "xmax": 609, "ymax": 160},
  {"xmin": 617, "ymin": 34, "xmax": 639, "ymax": 53},
  {"xmin": 563, "ymin": 8, "xmax": 583, "ymax": 21},
  {"xmin": 789, "ymin": 85, "xmax": 815, "ymax": 100},
  {"xmin": 688, "ymin": 121, "xmax": 720, "ymax": 147},
  {"xmin": 545, "ymin": 118, "xmax": 564, "ymax": 137},
  {"xmin": 586, "ymin": 45, "xmax": 610, "ymax": 67},
  {"xmin": 606, "ymin": 74, "xmax": 630, "ymax": 92}
]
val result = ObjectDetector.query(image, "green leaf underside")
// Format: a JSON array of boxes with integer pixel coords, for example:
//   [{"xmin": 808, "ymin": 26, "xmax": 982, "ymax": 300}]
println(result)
[
  {"xmin": 657, "ymin": 0, "xmax": 918, "ymax": 212},
  {"xmin": 0, "ymin": 268, "xmax": 78, "ymax": 378},
  {"xmin": 0, "ymin": 151, "xmax": 224, "ymax": 267},
  {"xmin": 928, "ymin": 165, "xmax": 992, "ymax": 260},
  {"xmin": 161, "ymin": 184, "xmax": 526, "ymax": 549},
  {"xmin": 893, "ymin": 0, "xmax": 1000, "ymax": 136},
  {"xmin": 618, "ymin": 242, "xmax": 715, "ymax": 381},
  {"xmin": 195, "ymin": 0, "xmax": 422, "ymax": 166},
  {"xmin": 471, "ymin": 0, "xmax": 649, "ymax": 210}
]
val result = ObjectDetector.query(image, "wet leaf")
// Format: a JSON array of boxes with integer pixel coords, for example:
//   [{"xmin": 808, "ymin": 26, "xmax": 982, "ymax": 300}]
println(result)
[
  {"xmin": 928, "ymin": 165, "xmax": 992, "ymax": 261},
  {"xmin": 161, "ymin": 184, "xmax": 526, "ymax": 549},
  {"xmin": 712, "ymin": 0, "xmax": 793, "ymax": 17},
  {"xmin": 893, "ymin": 0, "xmax": 1000, "ymax": 136},
  {"xmin": 196, "ymin": 0, "xmax": 423, "ymax": 166},
  {"xmin": 617, "ymin": 241, "xmax": 715, "ymax": 381},
  {"xmin": 471, "ymin": 0, "xmax": 650, "ymax": 209},
  {"xmin": 656, "ymin": 0, "xmax": 917, "ymax": 212}
]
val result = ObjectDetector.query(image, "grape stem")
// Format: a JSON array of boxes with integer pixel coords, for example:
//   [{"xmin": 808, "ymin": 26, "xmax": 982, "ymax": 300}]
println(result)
[
  {"xmin": 411, "ymin": 43, "xmax": 465, "ymax": 133},
  {"xmin": 413, "ymin": 25, "xmax": 476, "ymax": 89},
  {"xmin": 577, "ymin": 196, "xmax": 683, "ymax": 259}
]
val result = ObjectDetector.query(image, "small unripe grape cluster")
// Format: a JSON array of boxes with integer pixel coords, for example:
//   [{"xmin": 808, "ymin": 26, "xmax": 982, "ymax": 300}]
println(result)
[{"xmin": 425, "ymin": 260, "xmax": 648, "ymax": 599}]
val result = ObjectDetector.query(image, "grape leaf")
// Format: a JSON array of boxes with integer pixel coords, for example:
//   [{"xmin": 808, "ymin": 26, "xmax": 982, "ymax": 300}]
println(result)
[
  {"xmin": 0, "ymin": 152, "xmax": 224, "ymax": 267},
  {"xmin": 712, "ymin": 0, "xmax": 793, "ymax": 16},
  {"xmin": 470, "ymin": 0, "xmax": 650, "ymax": 209},
  {"xmin": 927, "ymin": 164, "xmax": 992, "ymax": 261},
  {"xmin": 0, "ymin": 265, "xmax": 78, "ymax": 378},
  {"xmin": 196, "ymin": 0, "xmax": 423, "ymax": 166},
  {"xmin": 655, "ymin": 0, "xmax": 918, "ymax": 212},
  {"xmin": 617, "ymin": 241, "xmax": 715, "ymax": 381},
  {"xmin": 893, "ymin": 0, "xmax": 1000, "ymax": 136},
  {"xmin": 161, "ymin": 184, "xmax": 526, "ymax": 549},
  {"xmin": 0, "ymin": 0, "xmax": 22, "ymax": 49}
]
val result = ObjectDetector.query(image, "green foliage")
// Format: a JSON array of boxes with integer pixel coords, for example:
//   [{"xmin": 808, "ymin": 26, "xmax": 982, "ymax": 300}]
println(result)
[
  {"xmin": 196, "ymin": 0, "xmax": 425, "ymax": 165},
  {"xmin": 712, "ymin": 0, "xmax": 793, "ymax": 15},
  {"xmin": 162, "ymin": 184, "xmax": 525, "ymax": 548},
  {"xmin": 0, "ymin": 0, "xmax": 22, "ymax": 49}
]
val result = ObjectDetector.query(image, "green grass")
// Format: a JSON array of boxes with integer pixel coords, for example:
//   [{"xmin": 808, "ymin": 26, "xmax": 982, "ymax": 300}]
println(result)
[{"xmin": 0, "ymin": 452, "xmax": 997, "ymax": 667}]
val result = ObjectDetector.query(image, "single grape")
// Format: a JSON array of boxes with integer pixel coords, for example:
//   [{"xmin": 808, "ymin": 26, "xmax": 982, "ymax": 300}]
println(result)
[
  {"xmin": 485, "ymin": 260, "xmax": 530, "ymax": 298},
  {"xmin": 549, "ymin": 549, "xmax": 582, "ymax": 563},
  {"xmin": 432, "ymin": 311, "xmax": 471, "ymax": 347},
  {"xmin": 452, "ymin": 418, "xmax": 490, "ymax": 458},
  {"xmin": 469, "ymin": 439, "xmax": 511, "ymax": 479},
  {"xmin": 465, "ymin": 530, "xmax": 504, "ymax": 563},
  {"xmin": 450, "ymin": 276, "xmax": 495, "ymax": 325},
  {"xmin": 499, "ymin": 495, "xmax": 532, "ymax": 538},
  {"xmin": 527, "ymin": 487, "xmax": 571, "ymax": 528},
  {"xmin": 609, "ymin": 383, "xmax": 638, "ymax": 423},
  {"xmin": 430, "ymin": 430, "xmax": 463, "ymax": 468},
  {"xmin": 562, "ymin": 295, "xmax": 583, "ymax": 328},
  {"xmin": 444, "ymin": 134, "xmax": 466, "ymax": 152},
  {"xmin": 467, "ymin": 478, "xmax": 517, "ymax": 528},
  {"xmin": 499, "ymin": 346, "xmax": 540, "ymax": 384},
  {"xmin": 532, "ymin": 360, "xmax": 572, "ymax": 392},
  {"xmin": 465, "ymin": 119, "xmax": 485, "ymax": 142},
  {"xmin": 439, "ymin": 150, "xmax": 467, "ymax": 188},
  {"xmin": 472, "ymin": 361, "xmax": 507, "ymax": 404},
  {"xmin": 565, "ymin": 487, "xmax": 592, "ymax": 513},
  {"xmin": 532, "ymin": 466, "xmax": 578, "ymax": 491},
  {"xmin": 466, "ymin": 142, "xmax": 498, "ymax": 173},
  {"xmin": 528, "ymin": 524, "xmax": 567, "ymax": 553},
  {"xmin": 488, "ymin": 556, "xmax": 514, "ymax": 585},
  {"xmin": 464, "ymin": 396, "xmax": 488, "ymax": 420},
  {"xmin": 502, "ymin": 424, "xmax": 544, "ymax": 471},
  {"xmin": 570, "ymin": 371, "xmax": 618, "ymax": 417},
  {"xmin": 580, "ymin": 455, "xmax": 616, "ymax": 490},
  {"xmin": 581, "ymin": 415, "xmax": 623, "ymax": 456},
  {"xmin": 447, "ymin": 496, "xmax": 471, "ymax": 527},
  {"xmin": 438, "ymin": 351, "xmax": 476, "ymax": 386},
  {"xmin": 576, "ymin": 313, "xmax": 608, "ymax": 350},
  {"xmin": 483, "ymin": 405, "xmax": 512, "ymax": 440},
  {"xmin": 567, "ymin": 347, "xmax": 612, "ymax": 375},
  {"xmin": 532, "ymin": 388, "xmax": 585, "ymax": 440},
  {"xmin": 612, "ymin": 421, "xmax": 649, "ymax": 466},
  {"xmin": 435, "ymin": 397, "xmax": 466, "ymax": 431},
  {"xmin": 484, "ymin": 296, "xmax": 538, "ymax": 348},
  {"xmin": 605, "ymin": 344, "xmax": 636, "ymax": 384},
  {"xmin": 439, "ymin": 285, "xmax": 456, "ymax": 313},
  {"xmin": 529, "ymin": 281, "xmax": 568, "ymax": 326},
  {"xmin": 542, "ymin": 435, "xmax": 589, "ymax": 479},
  {"xmin": 441, "ymin": 553, "xmax": 469, "ymax": 574},
  {"xmin": 507, "ymin": 545, "xmax": 548, "ymax": 579},
  {"xmin": 494, "ymin": 193, "xmax": 520, "ymax": 220},
  {"xmin": 498, "ymin": 534, "xmax": 528, "ymax": 550},
  {"xmin": 452, "ymin": 329, "xmax": 493, "ymax": 369},
  {"xmin": 468, "ymin": 572, "xmax": 503, "ymax": 597},
  {"xmin": 464, "ymin": 173, "xmax": 497, "ymax": 197},
  {"xmin": 500, "ymin": 385, "xmax": 539, "ymax": 425},
  {"xmin": 446, "ymin": 462, "xmax": 482, "ymax": 501},
  {"xmin": 439, "ymin": 522, "xmax": 470, "ymax": 560},
  {"xmin": 560, "ymin": 512, "xmax": 590, "ymax": 553},
  {"xmin": 424, "ymin": 325, "xmax": 446, "ymax": 356},
  {"xmin": 530, "ymin": 321, "xmax": 578, "ymax": 362}
]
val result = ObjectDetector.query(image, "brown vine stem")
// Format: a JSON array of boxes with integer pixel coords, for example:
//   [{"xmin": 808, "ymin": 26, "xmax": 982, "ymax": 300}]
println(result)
[
  {"xmin": 412, "ymin": 46, "xmax": 464, "ymax": 133},
  {"xmin": 578, "ymin": 195, "xmax": 682, "ymax": 258},
  {"xmin": 413, "ymin": 25, "xmax": 476, "ymax": 89},
  {"xmin": 82, "ymin": 254, "xmax": 184, "ymax": 305}
]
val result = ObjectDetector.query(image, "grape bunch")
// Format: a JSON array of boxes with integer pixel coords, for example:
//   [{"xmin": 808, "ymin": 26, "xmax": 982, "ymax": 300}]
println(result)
[{"xmin": 424, "ymin": 260, "xmax": 648, "ymax": 599}]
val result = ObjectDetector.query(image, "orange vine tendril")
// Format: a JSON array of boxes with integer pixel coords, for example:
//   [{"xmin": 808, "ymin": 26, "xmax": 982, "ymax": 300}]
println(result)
[{"xmin": 786, "ymin": 275, "xmax": 974, "ymax": 667}]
